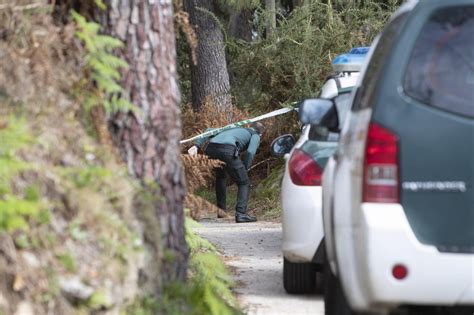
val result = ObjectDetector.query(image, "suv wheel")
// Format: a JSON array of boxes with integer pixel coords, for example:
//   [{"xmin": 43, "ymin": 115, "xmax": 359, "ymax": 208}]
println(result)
[
  {"xmin": 324, "ymin": 257, "xmax": 369, "ymax": 315},
  {"xmin": 283, "ymin": 258, "xmax": 317, "ymax": 294}
]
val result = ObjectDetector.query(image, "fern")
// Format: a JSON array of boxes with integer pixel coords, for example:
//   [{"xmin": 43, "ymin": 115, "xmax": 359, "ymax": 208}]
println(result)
[
  {"xmin": 0, "ymin": 196, "xmax": 40, "ymax": 232},
  {"xmin": 94, "ymin": 0, "xmax": 107, "ymax": 10},
  {"xmin": 72, "ymin": 10, "xmax": 136, "ymax": 114},
  {"xmin": 184, "ymin": 218, "xmax": 241, "ymax": 315},
  {"xmin": 0, "ymin": 118, "xmax": 47, "ymax": 232},
  {"xmin": 0, "ymin": 118, "xmax": 32, "ymax": 192}
]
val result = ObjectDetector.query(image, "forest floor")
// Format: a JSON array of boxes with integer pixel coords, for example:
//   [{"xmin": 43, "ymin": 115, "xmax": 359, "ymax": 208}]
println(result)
[{"xmin": 193, "ymin": 219, "xmax": 325, "ymax": 315}]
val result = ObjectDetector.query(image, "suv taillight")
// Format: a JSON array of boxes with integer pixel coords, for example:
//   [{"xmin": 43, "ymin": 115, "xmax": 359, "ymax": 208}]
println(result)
[
  {"xmin": 363, "ymin": 123, "xmax": 399, "ymax": 203},
  {"xmin": 289, "ymin": 149, "xmax": 322, "ymax": 186}
]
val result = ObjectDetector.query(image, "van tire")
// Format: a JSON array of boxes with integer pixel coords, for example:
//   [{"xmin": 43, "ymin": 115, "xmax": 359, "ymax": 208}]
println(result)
[{"xmin": 283, "ymin": 258, "xmax": 317, "ymax": 294}]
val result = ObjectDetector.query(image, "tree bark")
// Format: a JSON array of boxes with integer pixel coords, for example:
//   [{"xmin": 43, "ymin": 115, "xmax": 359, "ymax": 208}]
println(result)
[
  {"xmin": 229, "ymin": 9, "xmax": 253, "ymax": 42},
  {"xmin": 265, "ymin": 0, "xmax": 276, "ymax": 38},
  {"xmin": 184, "ymin": 0, "xmax": 232, "ymax": 112},
  {"xmin": 103, "ymin": 0, "xmax": 188, "ymax": 289}
]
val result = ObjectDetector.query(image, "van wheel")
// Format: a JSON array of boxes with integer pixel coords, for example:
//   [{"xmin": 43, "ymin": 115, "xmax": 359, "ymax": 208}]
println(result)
[
  {"xmin": 283, "ymin": 258, "xmax": 317, "ymax": 294},
  {"xmin": 324, "ymin": 258, "xmax": 366, "ymax": 315}
]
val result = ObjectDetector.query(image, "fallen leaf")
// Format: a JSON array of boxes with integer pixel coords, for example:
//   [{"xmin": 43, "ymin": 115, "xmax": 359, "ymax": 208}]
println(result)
[{"xmin": 13, "ymin": 274, "xmax": 25, "ymax": 292}]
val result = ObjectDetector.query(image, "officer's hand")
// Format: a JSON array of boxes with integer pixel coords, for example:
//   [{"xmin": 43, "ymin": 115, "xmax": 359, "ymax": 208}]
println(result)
[{"xmin": 188, "ymin": 145, "xmax": 198, "ymax": 156}]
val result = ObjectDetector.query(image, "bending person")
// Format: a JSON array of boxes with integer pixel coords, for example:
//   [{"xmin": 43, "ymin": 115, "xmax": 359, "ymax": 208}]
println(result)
[{"xmin": 188, "ymin": 122, "xmax": 265, "ymax": 223}]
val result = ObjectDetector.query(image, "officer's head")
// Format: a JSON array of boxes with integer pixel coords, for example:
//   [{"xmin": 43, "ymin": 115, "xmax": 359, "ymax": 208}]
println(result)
[{"xmin": 250, "ymin": 122, "xmax": 265, "ymax": 137}]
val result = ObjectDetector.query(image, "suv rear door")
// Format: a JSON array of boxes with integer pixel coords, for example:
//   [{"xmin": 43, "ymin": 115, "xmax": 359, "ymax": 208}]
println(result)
[{"xmin": 373, "ymin": 1, "xmax": 474, "ymax": 253}]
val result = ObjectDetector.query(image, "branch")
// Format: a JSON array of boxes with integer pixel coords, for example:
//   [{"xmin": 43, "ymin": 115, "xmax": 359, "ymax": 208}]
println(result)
[{"xmin": 248, "ymin": 157, "xmax": 275, "ymax": 171}]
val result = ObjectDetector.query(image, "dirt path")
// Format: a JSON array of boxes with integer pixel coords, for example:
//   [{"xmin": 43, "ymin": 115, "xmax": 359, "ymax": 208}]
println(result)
[{"xmin": 193, "ymin": 220, "xmax": 324, "ymax": 315}]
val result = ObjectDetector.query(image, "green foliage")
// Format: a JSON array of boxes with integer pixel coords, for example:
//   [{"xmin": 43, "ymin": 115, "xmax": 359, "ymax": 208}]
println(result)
[
  {"xmin": 219, "ymin": 0, "xmax": 259, "ymax": 11},
  {"xmin": 0, "ymin": 118, "xmax": 48, "ymax": 232},
  {"xmin": 128, "ymin": 218, "xmax": 240, "ymax": 315},
  {"xmin": 57, "ymin": 252, "xmax": 77, "ymax": 273},
  {"xmin": 14, "ymin": 234, "xmax": 31, "ymax": 249},
  {"xmin": 228, "ymin": 0, "xmax": 398, "ymax": 111},
  {"xmin": 69, "ymin": 220, "xmax": 89, "ymax": 241},
  {"xmin": 88, "ymin": 289, "xmax": 113, "ymax": 310},
  {"xmin": 251, "ymin": 163, "xmax": 285, "ymax": 219},
  {"xmin": 60, "ymin": 165, "xmax": 112, "ymax": 190},
  {"xmin": 185, "ymin": 217, "xmax": 215, "ymax": 253},
  {"xmin": 24, "ymin": 185, "xmax": 40, "ymax": 201},
  {"xmin": 175, "ymin": 217, "xmax": 240, "ymax": 315},
  {"xmin": 72, "ymin": 11, "xmax": 135, "ymax": 114},
  {"xmin": 94, "ymin": 0, "xmax": 107, "ymax": 10},
  {"xmin": 0, "ymin": 119, "xmax": 32, "ymax": 192},
  {"xmin": 0, "ymin": 196, "xmax": 40, "ymax": 232},
  {"xmin": 125, "ymin": 296, "xmax": 160, "ymax": 315}
]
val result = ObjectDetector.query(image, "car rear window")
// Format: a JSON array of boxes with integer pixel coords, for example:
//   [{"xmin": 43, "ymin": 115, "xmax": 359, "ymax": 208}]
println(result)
[{"xmin": 404, "ymin": 6, "xmax": 474, "ymax": 118}]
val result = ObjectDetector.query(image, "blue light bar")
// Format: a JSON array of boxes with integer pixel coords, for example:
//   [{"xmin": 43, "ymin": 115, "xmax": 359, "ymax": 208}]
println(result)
[{"xmin": 332, "ymin": 46, "xmax": 369, "ymax": 72}]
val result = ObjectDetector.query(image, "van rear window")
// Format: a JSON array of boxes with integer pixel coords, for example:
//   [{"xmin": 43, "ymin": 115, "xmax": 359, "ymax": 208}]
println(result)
[{"xmin": 404, "ymin": 6, "xmax": 474, "ymax": 118}]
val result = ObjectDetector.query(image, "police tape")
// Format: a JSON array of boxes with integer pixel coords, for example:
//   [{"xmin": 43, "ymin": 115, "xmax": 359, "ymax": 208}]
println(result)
[{"xmin": 180, "ymin": 106, "xmax": 296, "ymax": 144}]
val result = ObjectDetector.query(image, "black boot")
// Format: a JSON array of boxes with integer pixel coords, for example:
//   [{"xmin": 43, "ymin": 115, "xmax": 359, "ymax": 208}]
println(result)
[{"xmin": 235, "ymin": 212, "xmax": 257, "ymax": 223}]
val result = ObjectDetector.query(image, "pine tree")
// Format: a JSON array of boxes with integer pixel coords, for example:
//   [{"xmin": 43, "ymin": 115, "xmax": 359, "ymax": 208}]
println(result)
[{"xmin": 100, "ymin": 0, "xmax": 188, "ymax": 289}]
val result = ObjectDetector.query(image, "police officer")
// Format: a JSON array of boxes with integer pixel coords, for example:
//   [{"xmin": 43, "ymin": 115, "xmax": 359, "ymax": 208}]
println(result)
[{"xmin": 188, "ymin": 122, "xmax": 265, "ymax": 223}]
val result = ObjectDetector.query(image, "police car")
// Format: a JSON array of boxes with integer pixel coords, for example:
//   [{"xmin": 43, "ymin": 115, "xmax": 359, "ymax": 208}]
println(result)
[{"xmin": 271, "ymin": 47, "xmax": 369, "ymax": 294}]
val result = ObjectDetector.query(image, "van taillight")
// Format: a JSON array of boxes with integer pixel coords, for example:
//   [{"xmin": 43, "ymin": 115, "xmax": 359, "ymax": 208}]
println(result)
[
  {"xmin": 289, "ymin": 149, "xmax": 322, "ymax": 186},
  {"xmin": 363, "ymin": 123, "xmax": 399, "ymax": 203}
]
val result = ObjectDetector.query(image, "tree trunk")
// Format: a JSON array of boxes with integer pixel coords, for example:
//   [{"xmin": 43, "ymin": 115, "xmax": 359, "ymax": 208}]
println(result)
[
  {"xmin": 229, "ymin": 9, "xmax": 253, "ymax": 42},
  {"xmin": 265, "ymin": 0, "xmax": 276, "ymax": 38},
  {"xmin": 103, "ymin": 0, "xmax": 188, "ymax": 289},
  {"xmin": 184, "ymin": 0, "xmax": 232, "ymax": 112}
]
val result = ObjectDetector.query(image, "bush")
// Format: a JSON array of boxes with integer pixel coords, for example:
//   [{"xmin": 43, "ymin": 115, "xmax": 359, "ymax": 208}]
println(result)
[{"xmin": 228, "ymin": 1, "xmax": 397, "ymax": 111}]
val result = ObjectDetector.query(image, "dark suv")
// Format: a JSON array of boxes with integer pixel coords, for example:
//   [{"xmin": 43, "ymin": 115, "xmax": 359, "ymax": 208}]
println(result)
[{"xmin": 300, "ymin": 0, "xmax": 474, "ymax": 314}]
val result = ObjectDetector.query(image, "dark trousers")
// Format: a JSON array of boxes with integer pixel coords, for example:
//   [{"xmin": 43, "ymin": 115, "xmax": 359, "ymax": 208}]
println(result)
[{"xmin": 205, "ymin": 143, "xmax": 250, "ymax": 214}]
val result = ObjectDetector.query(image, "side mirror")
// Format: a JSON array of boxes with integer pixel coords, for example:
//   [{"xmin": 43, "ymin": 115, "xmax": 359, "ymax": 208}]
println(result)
[
  {"xmin": 298, "ymin": 98, "xmax": 338, "ymax": 130},
  {"xmin": 270, "ymin": 134, "xmax": 296, "ymax": 157}
]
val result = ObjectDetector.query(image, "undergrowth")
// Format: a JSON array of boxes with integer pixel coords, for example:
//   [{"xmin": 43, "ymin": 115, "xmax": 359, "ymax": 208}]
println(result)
[
  {"xmin": 0, "ymin": 112, "xmax": 142, "ymax": 312},
  {"xmin": 250, "ymin": 162, "xmax": 285, "ymax": 220},
  {"xmin": 126, "ymin": 217, "xmax": 241, "ymax": 315},
  {"xmin": 72, "ymin": 10, "xmax": 134, "ymax": 114},
  {"xmin": 229, "ymin": 0, "xmax": 399, "ymax": 110},
  {"xmin": 0, "ymin": 118, "xmax": 49, "ymax": 232}
]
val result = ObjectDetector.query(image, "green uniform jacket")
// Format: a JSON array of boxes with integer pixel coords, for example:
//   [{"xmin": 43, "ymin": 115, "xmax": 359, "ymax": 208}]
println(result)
[{"xmin": 195, "ymin": 127, "xmax": 261, "ymax": 170}]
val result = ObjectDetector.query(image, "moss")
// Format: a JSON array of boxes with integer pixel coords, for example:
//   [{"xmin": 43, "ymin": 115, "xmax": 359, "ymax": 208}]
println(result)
[
  {"xmin": 87, "ymin": 289, "xmax": 113, "ymax": 310},
  {"xmin": 59, "ymin": 165, "xmax": 112, "ymax": 190},
  {"xmin": 57, "ymin": 253, "xmax": 77, "ymax": 273},
  {"xmin": 14, "ymin": 234, "xmax": 31, "ymax": 249},
  {"xmin": 44, "ymin": 266, "xmax": 60, "ymax": 298},
  {"xmin": 0, "ymin": 196, "xmax": 41, "ymax": 232},
  {"xmin": 124, "ymin": 295, "xmax": 160, "ymax": 315},
  {"xmin": 44, "ymin": 231, "xmax": 58, "ymax": 247},
  {"xmin": 69, "ymin": 220, "xmax": 89, "ymax": 242},
  {"xmin": 24, "ymin": 185, "xmax": 40, "ymax": 202}
]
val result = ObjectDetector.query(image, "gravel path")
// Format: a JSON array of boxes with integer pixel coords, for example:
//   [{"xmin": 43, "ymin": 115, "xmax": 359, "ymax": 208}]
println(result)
[{"xmin": 193, "ymin": 220, "xmax": 325, "ymax": 315}]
